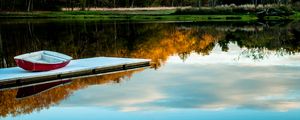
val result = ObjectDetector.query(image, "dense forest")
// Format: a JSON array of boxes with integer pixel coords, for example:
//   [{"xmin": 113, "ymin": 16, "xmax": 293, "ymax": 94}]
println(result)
[{"xmin": 0, "ymin": 0, "xmax": 299, "ymax": 11}]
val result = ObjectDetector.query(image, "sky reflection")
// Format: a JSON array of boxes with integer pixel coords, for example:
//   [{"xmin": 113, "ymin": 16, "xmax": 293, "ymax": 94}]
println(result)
[
  {"xmin": 58, "ymin": 44, "xmax": 300, "ymax": 113},
  {"xmin": 170, "ymin": 44, "xmax": 300, "ymax": 66},
  {"xmin": 10, "ymin": 107, "xmax": 300, "ymax": 120}
]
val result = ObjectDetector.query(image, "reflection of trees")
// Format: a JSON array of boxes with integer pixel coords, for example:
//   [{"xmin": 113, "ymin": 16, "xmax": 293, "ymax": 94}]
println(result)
[
  {"xmin": 0, "ymin": 21, "xmax": 224, "ymax": 68},
  {"xmin": 129, "ymin": 27, "xmax": 224, "ymax": 68},
  {"xmin": 0, "ymin": 70, "xmax": 140, "ymax": 117},
  {"xmin": 0, "ymin": 21, "xmax": 300, "ymax": 68},
  {"xmin": 223, "ymin": 22, "xmax": 300, "ymax": 59}
]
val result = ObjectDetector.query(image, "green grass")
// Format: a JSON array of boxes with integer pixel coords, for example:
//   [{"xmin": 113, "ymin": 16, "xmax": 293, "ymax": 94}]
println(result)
[
  {"xmin": 292, "ymin": 11, "xmax": 300, "ymax": 18},
  {"xmin": 54, "ymin": 9, "xmax": 176, "ymax": 15},
  {"xmin": 0, "ymin": 10, "xmax": 296, "ymax": 21}
]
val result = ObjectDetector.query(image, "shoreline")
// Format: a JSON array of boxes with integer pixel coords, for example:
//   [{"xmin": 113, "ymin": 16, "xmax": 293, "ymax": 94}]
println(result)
[{"xmin": 0, "ymin": 8, "xmax": 299, "ymax": 21}]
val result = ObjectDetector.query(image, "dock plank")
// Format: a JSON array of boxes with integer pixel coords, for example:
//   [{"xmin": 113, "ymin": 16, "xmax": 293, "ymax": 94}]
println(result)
[{"xmin": 0, "ymin": 57, "xmax": 150, "ymax": 82}]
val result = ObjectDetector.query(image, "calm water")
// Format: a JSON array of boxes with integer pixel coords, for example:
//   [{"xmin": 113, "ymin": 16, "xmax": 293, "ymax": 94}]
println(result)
[{"xmin": 0, "ymin": 20, "xmax": 300, "ymax": 120}]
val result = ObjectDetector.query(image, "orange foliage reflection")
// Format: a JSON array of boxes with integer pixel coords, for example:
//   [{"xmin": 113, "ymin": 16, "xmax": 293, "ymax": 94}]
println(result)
[
  {"xmin": 130, "ymin": 28, "xmax": 224, "ymax": 68},
  {"xmin": 0, "ymin": 69, "xmax": 142, "ymax": 117}
]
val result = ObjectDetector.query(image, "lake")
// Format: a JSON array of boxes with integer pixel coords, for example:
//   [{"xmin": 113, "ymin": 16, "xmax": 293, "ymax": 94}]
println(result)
[{"xmin": 0, "ymin": 20, "xmax": 300, "ymax": 120}]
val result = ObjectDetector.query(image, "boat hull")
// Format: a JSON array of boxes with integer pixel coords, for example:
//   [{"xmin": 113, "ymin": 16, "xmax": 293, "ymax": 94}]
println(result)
[{"xmin": 15, "ymin": 59, "xmax": 71, "ymax": 72}]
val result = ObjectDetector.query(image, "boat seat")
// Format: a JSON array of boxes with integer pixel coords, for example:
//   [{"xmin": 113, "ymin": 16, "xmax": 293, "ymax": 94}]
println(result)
[
  {"xmin": 41, "ymin": 54, "xmax": 67, "ymax": 63},
  {"xmin": 22, "ymin": 54, "xmax": 66, "ymax": 64},
  {"xmin": 23, "ymin": 57, "xmax": 49, "ymax": 64}
]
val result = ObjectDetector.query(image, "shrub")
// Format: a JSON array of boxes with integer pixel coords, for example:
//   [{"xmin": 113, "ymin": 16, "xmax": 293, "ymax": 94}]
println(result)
[{"xmin": 256, "ymin": 6, "xmax": 294, "ymax": 17}]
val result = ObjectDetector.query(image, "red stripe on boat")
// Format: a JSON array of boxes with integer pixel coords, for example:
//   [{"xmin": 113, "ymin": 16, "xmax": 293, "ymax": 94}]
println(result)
[{"xmin": 15, "ymin": 59, "xmax": 71, "ymax": 72}]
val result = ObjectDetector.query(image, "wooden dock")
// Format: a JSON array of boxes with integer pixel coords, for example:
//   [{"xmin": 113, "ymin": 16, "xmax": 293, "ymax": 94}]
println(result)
[{"xmin": 0, "ymin": 57, "xmax": 150, "ymax": 90}]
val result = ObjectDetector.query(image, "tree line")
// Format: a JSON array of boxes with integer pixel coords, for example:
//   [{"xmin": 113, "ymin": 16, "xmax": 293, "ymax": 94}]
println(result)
[{"xmin": 0, "ymin": 0, "xmax": 298, "ymax": 11}]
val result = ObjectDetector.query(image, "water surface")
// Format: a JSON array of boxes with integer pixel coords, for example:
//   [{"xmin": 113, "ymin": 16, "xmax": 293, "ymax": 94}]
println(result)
[{"xmin": 0, "ymin": 20, "xmax": 300, "ymax": 120}]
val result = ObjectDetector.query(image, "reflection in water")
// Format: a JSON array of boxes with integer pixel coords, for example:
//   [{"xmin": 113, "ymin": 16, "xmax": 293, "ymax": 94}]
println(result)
[
  {"xmin": 16, "ymin": 80, "xmax": 72, "ymax": 99},
  {"xmin": 0, "ymin": 69, "xmax": 142, "ymax": 117},
  {"xmin": 0, "ymin": 21, "xmax": 300, "ymax": 68},
  {"xmin": 60, "ymin": 45, "xmax": 300, "ymax": 112},
  {"xmin": 0, "ymin": 20, "xmax": 300, "ymax": 119}
]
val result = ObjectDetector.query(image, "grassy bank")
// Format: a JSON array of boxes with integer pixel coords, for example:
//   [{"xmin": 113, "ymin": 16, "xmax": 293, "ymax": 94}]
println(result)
[
  {"xmin": 0, "ymin": 8, "xmax": 299, "ymax": 21},
  {"xmin": 0, "ymin": 10, "xmax": 257, "ymax": 21}
]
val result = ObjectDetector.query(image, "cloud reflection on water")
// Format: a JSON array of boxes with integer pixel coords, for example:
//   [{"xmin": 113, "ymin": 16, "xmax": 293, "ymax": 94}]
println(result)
[{"xmin": 61, "ymin": 44, "xmax": 300, "ymax": 112}]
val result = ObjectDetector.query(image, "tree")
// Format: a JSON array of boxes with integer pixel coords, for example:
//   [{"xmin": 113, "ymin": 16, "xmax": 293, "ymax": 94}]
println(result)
[
  {"xmin": 80, "ymin": 0, "xmax": 87, "ymax": 10},
  {"xmin": 131, "ymin": 0, "xmax": 135, "ymax": 7},
  {"xmin": 27, "ymin": 0, "xmax": 33, "ymax": 12},
  {"xmin": 208, "ymin": 0, "xmax": 217, "ymax": 7},
  {"xmin": 198, "ymin": 0, "xmax": 202, "ymax": 7}
]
